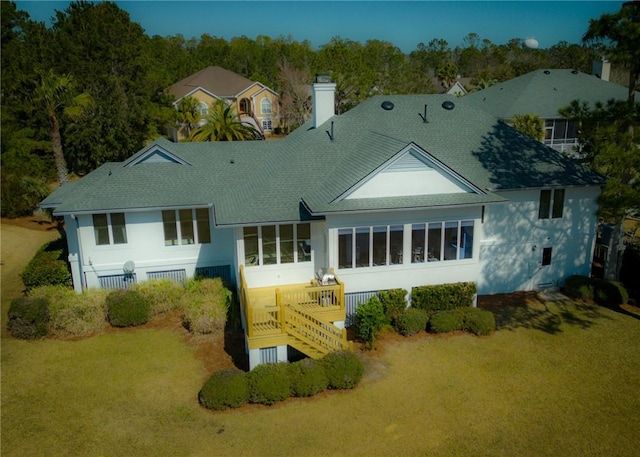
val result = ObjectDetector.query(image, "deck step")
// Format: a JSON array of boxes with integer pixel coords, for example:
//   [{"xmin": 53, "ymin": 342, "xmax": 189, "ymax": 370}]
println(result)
[{"xmin": 288, "ymin": 335, "xmax": 328, "ymax": 359}]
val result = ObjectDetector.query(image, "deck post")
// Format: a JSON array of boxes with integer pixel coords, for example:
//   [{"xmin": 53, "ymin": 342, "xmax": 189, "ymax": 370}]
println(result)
[{"xmin": 276, "ymin": 288, "xmax": 286, "ymax": 333}]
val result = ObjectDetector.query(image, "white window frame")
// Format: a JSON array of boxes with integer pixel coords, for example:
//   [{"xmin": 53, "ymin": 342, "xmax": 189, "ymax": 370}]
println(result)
[
  {"xmin": 262, "ymin": 119, "xmax": 273, "ymax": 131},
  {"xmin": 162, "ymin": 208, "xmax": 211, "ymax": 247},
  {"xmin": 260, "ymin": 98, "xmax": 272, "ymax": 115},
  {"xmin": 92, "ymin": 213, "xmax": 127, "ymax": 246},
  {"xmin": 243, "ymin": 223, "xmax": 311, "ymax": 267}
]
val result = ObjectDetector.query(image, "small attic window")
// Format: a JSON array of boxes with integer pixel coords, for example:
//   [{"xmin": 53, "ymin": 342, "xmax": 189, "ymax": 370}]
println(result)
[
  {"xmin": 442, "ymin": 101, "xmax": 455, "ymax": 110},
  {"xmin": 381, "ymin": 101, "xmax": 394, "ymax": 111}
]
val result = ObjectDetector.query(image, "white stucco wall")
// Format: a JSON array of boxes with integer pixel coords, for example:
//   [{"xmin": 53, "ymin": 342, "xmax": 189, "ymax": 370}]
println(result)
[{"xmin": 477, "ymin": 186, "xmax": 600, "ymax": 295}]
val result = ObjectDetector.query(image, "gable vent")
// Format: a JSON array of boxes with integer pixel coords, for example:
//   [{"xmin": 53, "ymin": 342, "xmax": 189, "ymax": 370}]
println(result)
[{"xmin": 388, "ymin": 152, "xmax": 433, "ymax": 172}]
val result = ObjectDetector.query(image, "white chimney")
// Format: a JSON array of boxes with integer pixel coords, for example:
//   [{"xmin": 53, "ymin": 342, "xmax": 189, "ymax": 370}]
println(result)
[
  {"xmin": 592, "ymin": 57, "xmax": 611, "ymax": 81},
  {"xmin": 312, "ymin": 74, "xmax": 336, "ymax": 128}
]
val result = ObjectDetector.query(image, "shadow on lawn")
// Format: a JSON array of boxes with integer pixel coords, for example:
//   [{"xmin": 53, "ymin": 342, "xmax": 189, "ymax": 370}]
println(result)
[{"xmin": 478, "ymin": 292, "xmax": 612, "ymax": 334}]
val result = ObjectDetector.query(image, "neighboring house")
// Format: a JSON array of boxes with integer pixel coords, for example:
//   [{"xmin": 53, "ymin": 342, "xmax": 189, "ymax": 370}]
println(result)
[
  {"xmin": 168, "ymin": 66, "xmax": 280, "ymax": 140},
  {"xmin": 41, "ymin": 77, "xmax": 603, "ymax": 369},
  {"xmin": 464, "ymin": 67, "xmax": 635, "ymax": 155},
  {"xmin": 432, "ymin": 76, "xmax": 471, "ymax": 96}
]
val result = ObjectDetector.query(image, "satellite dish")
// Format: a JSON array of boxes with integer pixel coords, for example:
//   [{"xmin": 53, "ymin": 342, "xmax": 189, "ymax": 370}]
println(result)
[
  {"xmin": 525, "ymin": 37, "xmax": 539, "ymax": 49},
  {"xmin": 123, "ymin": 260, "xmax": 135, "ymax": 274}
]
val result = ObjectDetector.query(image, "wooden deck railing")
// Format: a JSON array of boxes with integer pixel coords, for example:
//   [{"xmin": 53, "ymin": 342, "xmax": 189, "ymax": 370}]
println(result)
[{"xmin": 239, "ymin": 265, "xmax": 349, "ymax": 356}]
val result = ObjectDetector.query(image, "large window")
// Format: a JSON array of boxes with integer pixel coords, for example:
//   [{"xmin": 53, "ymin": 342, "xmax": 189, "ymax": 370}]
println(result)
[
  {"xmin": 539, "ymin": 189, "xmax": 565, "ymax": 219},
  {"xmin": 338, "ymin": 225, "xmax": 404, "ymax": 269},
  {"xmin": 93, "ymin": 213, "xmax": 127, "ymax": 246},
  {"xmin": 411, "ymin": 220, "xmax": 474, "ymax": 263},
  {"xmin": 544, "ymin": 119, "xmax": 578, "ymax": 145},
  {"xmin": 162, "ymin": 208, "xmax": 211, "ymax": 246},
  {"xmin": 243, "ymin": 223, "xmax": 311, "ymax": 267},
  {"xmin": 261, "ymin": 98, "xmax": 272, "ymax": 114},
  {"xmin": 262, "ymin": 119, "xmax": 273, "ymax": 131}
]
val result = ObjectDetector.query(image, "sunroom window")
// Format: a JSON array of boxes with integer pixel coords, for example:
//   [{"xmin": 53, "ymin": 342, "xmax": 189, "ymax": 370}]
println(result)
[
  {"xmin": 243, "ymin": 223, "xmax": 311, "ymax": 267},
  {"xmin": 338, "ymin": 225, "xmax": 404, "ymax": 269},
  {"xmin": 411, "ymin": 220, "xmax": 474, "ymax": 263}
]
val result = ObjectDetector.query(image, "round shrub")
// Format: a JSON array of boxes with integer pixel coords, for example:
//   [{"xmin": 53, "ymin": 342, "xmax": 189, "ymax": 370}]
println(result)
[
  {"xmin": 428, "ymin": 309, "xmax": 465, "ymax": 333},
  {"xmin": 199, "ymin": 368, "xmax": 249, "ymax": 411},
  {"xmin": 20, "ymin": 240, "xmax": 71, "ymax": 292},
  {"xmin": 394, "ymin": 307, "xmax": 429, "ymax": 336},
  {"xmin": 7, "ymin": 296, "xmax": 49, "ymax": 339},
  {"xmin": 321, "ymin": 351, "xmax": 364, "ymax": 390},
  {"xmin": 463, "ymin": 308, "xmax": 496, "ymax": 336},
  {"xmin": 248, "ymin": 363, "xmax": 291, "ymax": 405},
  {"xmin": 106, "ymin": 289, "xmax": 151, "ymax": 327},
  {"xmin": 131, "ymin": 279, "xmax": 184, "ymax": 316},
  {"xmin": 563, "ymin": 275, "xmax": 594, "ymax": 300},
  {"xmin": 181, "ymin": 278, "xmax": 231, "ymax": 334},
  {"xmin": 289, "ymin": 358, "xmax": 328, "ymax": 397},
  {"xmin": 355, "ymin": 295, "xmax": 385, "ymax": 349},
  {"xmin": 594, "ymin": 279, "xmax": 629, "ymax": 307},
  {"xmin": 378, "ymin": 288, "xmax": 408, "ymax": 324}
]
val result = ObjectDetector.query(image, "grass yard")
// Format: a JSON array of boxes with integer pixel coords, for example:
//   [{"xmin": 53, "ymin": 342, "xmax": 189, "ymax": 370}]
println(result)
[{"xmin": 2, "ymin": 220, "xmax": 640, "ymax": 456}]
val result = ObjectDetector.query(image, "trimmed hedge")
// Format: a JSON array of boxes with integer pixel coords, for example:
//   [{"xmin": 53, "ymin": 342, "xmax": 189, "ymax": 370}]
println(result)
[
  {"xmin": 378, "ymin": 288, "xmax": 408, "ymax": 324},
  {"xmin": 106, "ymin": 289, "xmax": 151, "ymax": 327},
  {"xmin": 563, "ymin": 275, "xmax": 595, "ymax": 300},
  {"xmin": 321, "ymin": 351, "xmax": 364, "ymax": 390},
  {"xmin": 563, "ymin": 275, "xmax": 629, "ymax": 307},
  {"xmin": 411, "ymin": 282, "xmax": 476, "ymax": 312},
  {"xmin": 463, "ymin": 307, "xmax": 496, "ymax": 336},
  {"xmin": 248, "ymin": 362, "xmax": 291, "ymax": 405},
  {"xmin": 7, "ymin": 296, "xmax": 49, "ymax": 339},
  {"xmin": 181, "ymin": 278, "xmax": 231, "ymax": 334},
  {"xmin": 428, "ymin": 307, "xmax": 496, "ymax": 336},
  {"xmin": 394, "ymin": 308, "xmax": 429, "ymax": 336},
  {"xmin": 355, "ymin": 295, "xmax": 385, "ymax": 349},
  {"xmin": 428, "ymin": 308, "xmax": 466, "ymax": 333},
  {"xmin": 199, "ymin": 368, "xmax": 249, "ymax": 410},
  {"xmin": 289, "ymin": 358, "xmax": 329, "ymax": 397},
  {"xmin": 20, "ymin": 239, "xmax": 71, "ymax": 292},
  {"xmin": 131, "ymin": 279, "xmax": 184, "ymax": 316}
]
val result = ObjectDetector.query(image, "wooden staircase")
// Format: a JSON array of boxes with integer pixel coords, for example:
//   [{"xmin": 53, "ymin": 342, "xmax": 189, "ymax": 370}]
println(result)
[{"xmin": 285, "ymin": 304, "xmax": 350, "ymax": 359}]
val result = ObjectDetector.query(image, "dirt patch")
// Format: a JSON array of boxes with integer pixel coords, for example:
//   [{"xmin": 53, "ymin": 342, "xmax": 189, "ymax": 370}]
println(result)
[{"xmin": 1, "ymin": 216, "xmax": 61, "ymax": 232}]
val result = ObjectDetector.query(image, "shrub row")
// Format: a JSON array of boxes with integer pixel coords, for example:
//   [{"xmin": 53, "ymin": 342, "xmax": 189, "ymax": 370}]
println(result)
[
  {"xmin": 428, "ymin": 307, "xmax": 496, "ymax": 336},
  {"xmin": 394, "ymin": 307, "xmax": 429, "ymax": 336},
  {"xmin": 198, "ymin": 351, "xmax": 364, "ymax": 411},
  {"xmin": 411, "ymin": 282, "xmax": 476, "ymax": 312},
  {"xmin": 20, "ymin": 239, "xmax": 71, "ymax": 292},
  {"xmin": 563, "ymin": 275, "xmax": 628, "ymax": 307},
  {"xmin": 7, "ymin": 278, "xmax": 232, "ymax": 339}
]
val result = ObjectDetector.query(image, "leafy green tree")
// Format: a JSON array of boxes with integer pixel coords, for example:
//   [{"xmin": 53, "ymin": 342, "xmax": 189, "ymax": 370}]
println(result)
[
  {"xmin": 512, "ymin": 113, "xmax": 545, "ymax": 142},
  {"xmin": 561, "ymin": 99, "xmax": 640, "ymax": 280},
  {"xmin": 30, "ymin": 70, "xmax": 94, "ymax": 184},
  {"xmin": 583, "ymin": 1, "xmax": 640, "ymax": 105},
  {"xmin": 188, "ymin": 100, "xmax": 262, "ymax": 142}
]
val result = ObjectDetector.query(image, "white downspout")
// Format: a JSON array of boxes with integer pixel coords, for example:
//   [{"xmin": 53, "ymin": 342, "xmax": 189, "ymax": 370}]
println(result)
[{"xmin": 70, "ymin": 214, "xmax": 86, "ymax": 293}]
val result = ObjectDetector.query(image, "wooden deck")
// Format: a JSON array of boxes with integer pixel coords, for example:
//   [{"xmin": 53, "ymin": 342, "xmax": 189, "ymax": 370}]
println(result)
[{"xmin": 239, "ymin": 266, "xmax": 348, "ymax": 351}]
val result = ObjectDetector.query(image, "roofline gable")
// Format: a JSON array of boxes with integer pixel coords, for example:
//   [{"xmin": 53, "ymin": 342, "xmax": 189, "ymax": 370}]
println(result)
[{"xmin": 123, "ymin": 142, "xmax": 191, "ymax": 167}]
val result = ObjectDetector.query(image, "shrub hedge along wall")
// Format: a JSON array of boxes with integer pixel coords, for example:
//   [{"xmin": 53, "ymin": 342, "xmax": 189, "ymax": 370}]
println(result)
[{"xmin": 411, "ymin": 282, "xmax": 476, "ymax": 312}]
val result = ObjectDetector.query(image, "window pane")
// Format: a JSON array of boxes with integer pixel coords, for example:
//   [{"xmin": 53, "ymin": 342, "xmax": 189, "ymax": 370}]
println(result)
[
  {"xmin": 539, "ymin": 189, "xmax": 551, "ymax": 219},
  {"xmin": 428, "ymin": 222, "xmax": 442, "ymax": 261},
  {"xmin": 372, "ymin": 226, "xmax": 387, "ymax": 266},
  {"xmin": 280, "ymin": 224, "xmax": 294, "ymax": 264},
  {"xmin": 162, "ymin": 211, "xmax": 178, "ymax": 246},
  {"xmin": 461, "ymin": 221, "xmax": 474, "ymax": 259},
  {"xmin": 244, "ymin": 226, "xmax": 259, "ymax": 266},
  {"xmin": 111, "ymin": 213, "xmax": 127, "ymax": 244},
  {"xmin": 262, "ymin": 225, "xmax": 277, "ymax": 265},
  {"xmin": 179, "ymin": 209, "xmax": 194, "ymax": 244},
  {"xmin": 355, "ymin": 227, "xmax": 370, "ymax": 268},
  {"xmin": 566, "ymin": 121, "xmax": 577, "ymax": 139},
  {"xmin": 93, "ymin": 214, "xmax": 110, "ymax": 245},
  {"xmin": 297, "ymin": 223, "xmax": 311, "ymax": 262},
  {"xmin": 444, "ymin": 221, "xmax": 459, "ymax": 261},
  {"xmin": 552, "ymin": 189, "xmax": 564, "ymax": 219},
  {"xmin": 412, "ymin": 224, "xmax": 425, "ymax": 263},
  {"xmin": 338, "ymin": 229, "xmax": 353, "ymax": 269},
  {"xmin": 542, "ymin": 247, "xmax": 552, "ymax": 266},
  {"xmin": 196, "ymin": 208, "xmax": 211, "ymax": 244},
  {"xmin": 555, "ymin": 119, "xmax": 567, "ymax": 141},
  {"xmin": 390, "ymin": 225, "xmax": 403, "ymax": 265}
]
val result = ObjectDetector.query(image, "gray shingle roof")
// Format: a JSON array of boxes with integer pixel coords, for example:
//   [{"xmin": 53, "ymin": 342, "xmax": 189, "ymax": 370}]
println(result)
[
  {"xmin": 464, "ymin": 69, "xmax": 635, "ymax": 119},
  {"xmin": 42, "ymin": 93, "xmax": 603, "ymax": 226}
]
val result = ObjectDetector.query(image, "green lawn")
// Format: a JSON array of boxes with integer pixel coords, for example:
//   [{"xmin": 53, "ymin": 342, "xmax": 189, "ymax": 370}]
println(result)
[{"xmin": 2, "ymin": 222, "xmax": 640, "ymax": 456}]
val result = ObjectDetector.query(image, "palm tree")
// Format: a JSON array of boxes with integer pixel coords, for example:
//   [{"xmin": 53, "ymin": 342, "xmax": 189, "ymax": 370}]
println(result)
[
  {"xmin": 175, "ymin": 96, "xmax": 202, "ymax": 139},
  {"xmin": 31, "ymin": 70, "xmax": 94, "ymax": 185},
  {"xmin": 512, "ymin": 113, "xmax": 545, "ymax": 142},
  {"xmin": 583, "ymin": 1, "xmax": 640, "ymax": 106},
  {"xmin": 436, "ymin": 62, "xmax": 458, "ymax": 91},
  {"xmin": 188, "ymin": 100, "xmax": 262, "ymax": 142}
]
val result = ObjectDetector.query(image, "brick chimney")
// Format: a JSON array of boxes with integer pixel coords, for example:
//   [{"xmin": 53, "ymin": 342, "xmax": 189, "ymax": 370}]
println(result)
[
  {"xmin": 312, "ymin": 74, "xmax": 336, "ymax": 128},
  {"xmin": 592, "ymin": 57, "xmax": 611, "ymax": 81}
]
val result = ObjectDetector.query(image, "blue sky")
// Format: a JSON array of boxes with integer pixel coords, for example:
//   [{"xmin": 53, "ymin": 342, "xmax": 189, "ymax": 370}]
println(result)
[{"xmin": 15, "ymin": 1, "xmax": 624, "ymax": 52}]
